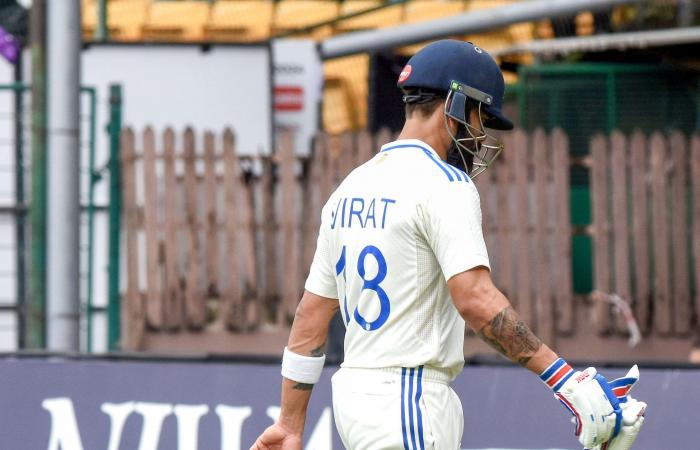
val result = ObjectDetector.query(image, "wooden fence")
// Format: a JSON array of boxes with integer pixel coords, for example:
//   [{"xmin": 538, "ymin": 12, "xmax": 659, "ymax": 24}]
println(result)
[
  {"xmin": 120, "ymin": 127, "xmax": 699, "ymax": 361},
  {"xmin": 590, "ymin": 131, "xmax": 700, "ymax": 339}
]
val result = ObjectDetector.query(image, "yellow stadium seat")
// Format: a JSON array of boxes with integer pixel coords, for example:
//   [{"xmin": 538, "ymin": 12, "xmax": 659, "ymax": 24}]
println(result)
[
  {"xmin": 142, "ymin": 1, "xmax": 210, "ymax": 42},
  {"xmin": 576, "ymin": 12, "xmax": 595, "ymax": 36},
  {"xmin": 404, "ymin": 0, "xmax": 465, "ymax": 24},
  {"xmin": 274, "ymin": 0, "xmax": 339, "ymax": 39},
  {"xmin": 323, "ymin": 54, "xmax": 369, "ymax": 133},
  {"xmin": 205, "ymin": 1, "xmax": 274, "ymax": 42},
  {"xmin": 82, "ymin": 0, "xmax": 150, "ymax": 41},
  {"xmin": 335, "ymin": 1, "xmax": 404, "ymax": 32}
]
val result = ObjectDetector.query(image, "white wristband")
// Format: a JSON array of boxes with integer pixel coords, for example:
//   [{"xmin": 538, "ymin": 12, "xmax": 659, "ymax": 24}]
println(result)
[{"xmin": 281, "ymin": 346, "xmax": 325, "ymax": 384}]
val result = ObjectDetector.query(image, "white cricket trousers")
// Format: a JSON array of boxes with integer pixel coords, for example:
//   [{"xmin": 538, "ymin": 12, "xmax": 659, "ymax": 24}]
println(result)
[{"xmin": 331, "ymin": 366, "xmax": 464, "ymax": 450}]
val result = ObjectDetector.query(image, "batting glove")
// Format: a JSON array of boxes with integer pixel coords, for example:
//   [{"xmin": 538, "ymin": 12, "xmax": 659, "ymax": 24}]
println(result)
[
  {"xmin": 540, "ymin": 359, "xmax": 622, "ymax": 449},
  {"xmin": 595, "ymin": 365, "xmax": 647, "ymax": 450}
]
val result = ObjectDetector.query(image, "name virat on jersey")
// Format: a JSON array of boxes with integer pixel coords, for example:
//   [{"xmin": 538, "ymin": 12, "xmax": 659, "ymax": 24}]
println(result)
[{"xmin": 330, "ymin": 197, "xmax": 397, "ymax": 229}]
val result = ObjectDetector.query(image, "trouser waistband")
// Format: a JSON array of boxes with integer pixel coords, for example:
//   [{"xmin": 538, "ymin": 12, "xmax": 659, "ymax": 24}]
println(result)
[{"xmin": 340, "ymin": 365, "xmax": 452, "ymax": 384}]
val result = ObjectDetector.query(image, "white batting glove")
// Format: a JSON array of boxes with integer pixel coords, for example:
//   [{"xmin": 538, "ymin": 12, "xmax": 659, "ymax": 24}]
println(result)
[
  {"xmin": 594, "ymin": 365, "xmax": 647, "ymax": 450},
  {"xmin": 540, "ymin": 359, "xmax": 622, "ymax": 449}
]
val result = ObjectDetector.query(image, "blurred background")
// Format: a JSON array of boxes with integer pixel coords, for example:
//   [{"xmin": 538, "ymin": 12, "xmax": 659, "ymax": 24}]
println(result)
[{"xmin": 1, "ymin": 1, "xmax": 699, "ymax": 449}]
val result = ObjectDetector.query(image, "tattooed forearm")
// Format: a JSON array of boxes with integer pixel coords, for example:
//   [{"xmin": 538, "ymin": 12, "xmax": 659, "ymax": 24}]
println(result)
[
  {"xmin": 477, "ymin": 307, "xmax": 542, "ymax": 366},
  {"xmin": 309, "ymin": 342, "xmax": 325, "ymax": 357}
]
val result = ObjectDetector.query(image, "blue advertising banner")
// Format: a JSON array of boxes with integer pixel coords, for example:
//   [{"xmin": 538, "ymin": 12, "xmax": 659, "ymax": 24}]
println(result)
[{"xmin": 1, "ymin": 356, "xmax": 695, "ymax": 449}]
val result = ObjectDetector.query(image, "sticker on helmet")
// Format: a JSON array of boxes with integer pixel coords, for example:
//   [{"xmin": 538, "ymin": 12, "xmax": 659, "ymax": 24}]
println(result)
[{"xmin": 398, "ymin": 65, "xmax": 412, "ymax": 83}]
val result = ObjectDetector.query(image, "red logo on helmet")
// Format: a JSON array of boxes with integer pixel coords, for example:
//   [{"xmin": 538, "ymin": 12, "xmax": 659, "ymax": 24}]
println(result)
[{"xmin": 398, "ymin": 65, "xmax": 412, "ymax": 83}]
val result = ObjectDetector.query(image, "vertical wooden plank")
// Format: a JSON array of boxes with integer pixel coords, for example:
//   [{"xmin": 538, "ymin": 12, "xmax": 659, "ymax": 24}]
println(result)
[
  {"xmin": 142, "ymin": 127, "xmax": 163, "ymax": 330},
  {"xmin": 260, "ymin": 154, "xmax": 278, "ymax": 313},
  {"xmin": 669, "ymin": 131, "xmax": 691, "ymax": 335},
  {"xmin": 278, "ymin": 130, "xmax": 300, "ymax": 324},
  {"xmin": 496, "ymin": 132, "xmax": 515, "ymax": 301},
  {"xmin": 552, "ymin": 129, "xmax": 574, "ymax": 335},
  {"xmin": 241, "ymin": 154, "xmax": 261, "ymax": 330},
  {"xmin": 590, "ymin": 133, "xmax": 611, "ymax": 334},
  {"xmin": 629, "ymin": 131, "xmax": 651, "ymax": 333},
  {"xmin": 356, "ymin": 128, "xmax": 375, "ymax": 165},
  {"xmin": 532, "ymin": 128, "xmax": 551, "ymax": 341},
  {"xmin": 203, "ymin": 131, "xmax": 219, "ymax": 297},
  {"xmin": 233, "ymin": 144, "xmax": 259, "ymax": 330},
  {"xmin": 303, "ymin": 136, "xmax": 325, "ymax": 271},
  {"xmin": 610, "ymin": 131, "xmax": 632, "ymax": 335},
  {"xmin": 316, "ymin": 133, "xmax": 333, "ymax": 205},
  {"xmin": 222, "ymin": 129, "xmax": 243, "ymax": 330},
  {"xmin": 474, "ymin": 152, "xmax": 495, "ymax": 278},
  {"xmin": 691, "ymin": 134, "xmax": 700, "ymax": 331},
  {"xmin": 649, "ymin": 132, "xmax": 672, "ymax": 335},
  {"xmin": 120, "ymin": 128, "xmax": 144, "ymax": 349},
  {"xmin": 162, "ymin": 128, "xmax": 183, "ymax": 330},
  {"xmin": 513, "ymin": 129, "xmax": 532, "ymax": 325},
  {"xmin": 339, "ymin": 132, "xmax": 355, "ymax": 180},
  {"xmin": 182, "ymin": 128, "xmax": 205, "ymax": 329}
]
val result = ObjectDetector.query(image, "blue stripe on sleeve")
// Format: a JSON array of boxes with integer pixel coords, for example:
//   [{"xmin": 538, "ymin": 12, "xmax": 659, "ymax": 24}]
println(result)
[
  {"xmin": 420, "ymin": 149, "xmax": 454, "ymax": 182},
  {"xmin": 401, "ymin": 368, "xmax": 409, "ymax": 450},
  {"xmin": 444, "ymin": 162, "xmax": 466, "ymax": 182},
  {"xmin": 380, "ymin": 143, "xmax": 456, "ymax": 182}
]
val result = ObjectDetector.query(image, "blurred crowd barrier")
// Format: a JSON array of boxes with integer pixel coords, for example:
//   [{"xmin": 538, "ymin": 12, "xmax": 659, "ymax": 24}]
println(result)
[{"xmin": 119, "ymin": 127, "xmax": 700, "ymax": 362}]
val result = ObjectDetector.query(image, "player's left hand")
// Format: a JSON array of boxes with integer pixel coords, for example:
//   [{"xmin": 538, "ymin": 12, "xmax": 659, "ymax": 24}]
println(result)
[
  {"xmin": 555, "ymin": 367, "xmax": 622, "ymax": 448},
  {"xmin": 589, "ymin": 365, "xmax": 647, "ymax": 450},
  {"xmin": 249, "ymin": 422, "xmax": 303, "ymax": 450}
]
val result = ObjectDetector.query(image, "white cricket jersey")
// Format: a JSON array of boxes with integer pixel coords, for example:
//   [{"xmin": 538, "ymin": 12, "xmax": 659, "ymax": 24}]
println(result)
[{"xmin": 305, "ymin": 139, "xmax": 490, "ymax": 381}]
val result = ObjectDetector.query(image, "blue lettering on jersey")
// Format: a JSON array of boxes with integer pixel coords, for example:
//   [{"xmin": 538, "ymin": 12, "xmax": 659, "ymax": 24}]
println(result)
[{"xmin": 331, "ymin": 196, "xmax": 397, "ymax": 229}]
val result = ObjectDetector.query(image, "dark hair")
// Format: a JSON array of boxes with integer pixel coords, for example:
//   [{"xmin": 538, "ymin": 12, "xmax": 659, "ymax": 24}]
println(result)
[
  {"xmin": 402, "ymin": 88, "xmax": 445, "ymax": 118},
  {"xmin": 403, "ymin": 88, "xmax": 479, "ymax": 121},
  {"xmin": 405, "ymin": 97, "xmax": 444, "ymax": 118}
]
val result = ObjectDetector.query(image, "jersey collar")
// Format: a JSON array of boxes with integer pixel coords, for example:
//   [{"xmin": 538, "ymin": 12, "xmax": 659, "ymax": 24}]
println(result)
[{"xmin": 380, "ymin": 139, "xmax": 441, "ymax": 158}]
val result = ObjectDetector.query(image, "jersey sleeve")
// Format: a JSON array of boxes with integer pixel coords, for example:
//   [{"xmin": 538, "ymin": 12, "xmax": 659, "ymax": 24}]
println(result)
[
  {"xmin": 418, "ymin": 182, "xmax": 490, "ymax": 281},
  {"xmin": 304, "ymin": 205, "xmax": 339, "ymax": 299}
]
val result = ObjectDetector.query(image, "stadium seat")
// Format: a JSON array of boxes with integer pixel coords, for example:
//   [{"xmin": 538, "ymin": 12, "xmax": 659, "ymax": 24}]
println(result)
[
  {"xmin": 205, "ymin": 1, "xmax": 274, "ymax": 42},
  {"xmin": 142, "ymin": 1, "xmax": 210, "ymax": 42},
  {"xmin": 323, "ymin": 54, "xmax": 369, "ymax": 133},
  {"xmin": 335, "ymin": 1, "xmax": 404, "ymax": 33},
  {"xmin": 82, "ymin": 0, "xmax": 150, "ymax": 41},
  {"xmin": 273, "ymin": 0, "xmax": 339, "ymax": 39},
  {"xmin": 576, "ymin": 12, "xmax": 595, "ymax": 36},
  {"xmin": 403, "ymin": 0, "xmax": 465, "ymax": 24}
]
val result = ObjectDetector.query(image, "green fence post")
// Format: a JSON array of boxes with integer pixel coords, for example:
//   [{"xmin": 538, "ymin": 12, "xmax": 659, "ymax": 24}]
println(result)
[
  {"xmin": 84, "ymin": 87, "xmax": 97, "ymax": 352},
  {"xmin": 29, "ymin": 0, "xmax": 47, "ymax": 348},
  {"xmin": 107, "ymin": 84, "xmax": 122, "ymax": 351},
  {"xmin": 96, "ymin": 0, "xmax": 108, "ymax": 41}
]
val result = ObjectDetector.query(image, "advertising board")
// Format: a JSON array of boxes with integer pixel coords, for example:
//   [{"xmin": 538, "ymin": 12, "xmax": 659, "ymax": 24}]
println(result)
[{"xmin": 1, "ymin": 356, "xmax": 694, "ymax": 449}]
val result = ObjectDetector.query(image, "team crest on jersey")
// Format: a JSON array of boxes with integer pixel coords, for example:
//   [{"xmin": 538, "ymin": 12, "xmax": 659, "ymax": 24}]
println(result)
[{"xmin": 398, "ymin": 65, "xmax": 412, "ymax": 83}]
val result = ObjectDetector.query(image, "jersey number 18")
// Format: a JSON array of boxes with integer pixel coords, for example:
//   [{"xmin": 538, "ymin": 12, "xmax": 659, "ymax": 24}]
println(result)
[{"xmin": 335, "ymin": 245, "xmax": 390, "ymax": 331}]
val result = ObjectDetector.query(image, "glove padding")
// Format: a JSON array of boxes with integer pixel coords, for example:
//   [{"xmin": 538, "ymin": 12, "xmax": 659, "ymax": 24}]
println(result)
[
  {"xmin": 593, "ymin": 365, "xmax": 647, "ymax": 450},
  {"xmin": 556, "ymin": 367, "xmax": 622, "ymax": 449}
]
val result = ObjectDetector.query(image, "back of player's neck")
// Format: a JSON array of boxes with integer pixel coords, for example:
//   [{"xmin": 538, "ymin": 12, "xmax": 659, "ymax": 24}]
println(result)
[{"xmin": 397, "ymin": 121, "xmax": 448, "ymax": 160}]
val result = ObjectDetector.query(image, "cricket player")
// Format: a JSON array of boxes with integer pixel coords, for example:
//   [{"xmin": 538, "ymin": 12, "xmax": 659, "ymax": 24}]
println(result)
[{"xmin": 250, "ymin": 40, "xmax": 646, "ymax": 450}]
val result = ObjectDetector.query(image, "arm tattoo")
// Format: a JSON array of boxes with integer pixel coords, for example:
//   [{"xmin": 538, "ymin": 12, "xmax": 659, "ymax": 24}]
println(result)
[
  {"xmin": 477, "ymin": 306, "xmax": 542, "ymax": 366},
  {"xmin": 291, "ymin": 341, "xmax": 326, "ymax": 391}
]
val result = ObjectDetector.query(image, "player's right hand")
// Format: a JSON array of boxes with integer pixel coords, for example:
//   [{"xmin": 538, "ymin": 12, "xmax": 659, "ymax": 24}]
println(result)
[
  {"xmin": 554, "ymin": 367, "xmax": 622, "ymax": 449},
  {"xmin": 249, "ymin": 422, "xmax": 303, "ymax": 450}
]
